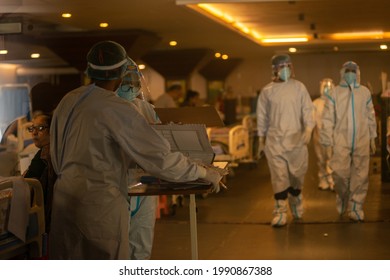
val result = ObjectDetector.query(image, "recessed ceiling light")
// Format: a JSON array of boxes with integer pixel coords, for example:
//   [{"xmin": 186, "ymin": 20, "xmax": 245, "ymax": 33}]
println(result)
[
  {"xmin": 138, "ymin": 64, "xmax": 146, "ymax": 70},
  {"xmin": 289, "ymin": 47, "xmax": 297, "ymax": 53},
  {"xmin": 380, "ymin": 44, "xmax": 388, "ymax": 50},
  {"xmin": 169, "ymin": 41, "xmax": 177, "ymax": 46},
  {"xmin": 221, "ymin": 54, "xmax": 228, "ymax": 60},
  {"xmin": 31, "ymin": 53, "xmax": 40, "ymax": 58},
  {"xmin": 0, "ymin": 50, "xmax": 8, "ymax": 55},
  {"xmin": 99, "ymin": 22, "xmax": 109, "ymax": 28},
  {"xmin": 215, "ymin": 52, "xmax": 221, "ymax": 58},
  {"xmin": 61, "ymin": 13, "xmax": 72, "ymax": 18}
]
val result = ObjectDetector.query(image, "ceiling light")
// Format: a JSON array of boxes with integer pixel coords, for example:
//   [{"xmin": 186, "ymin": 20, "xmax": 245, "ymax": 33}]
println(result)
[
  {"xmin": 195, "ymin": 4, "xmax": 263, "ymax": 44},
  {"xmin": 221, "ymin": 54, "xmax": 228, "ymax": 60},
  {"xmin": 0, "ymin": 49, "xmax": 8, "ymax": 54},
  {"xmin": 233, "ymin": 21, "xmax": 250, "ymax": 34},
  {"xmin": 61, "ymin": 13, "xmax": 72, "ymax": 18},
  {"xmin": 333, "ymin": 46, "xmax": 339, "ymax": 51},
  {"xmin": 138, "ymin": 64, "xmax": 146, "ymax": 70},
  {"xmin": 99, "ymin": 22, "xmax": 109, "ymax": 28},
  {"xmin": 169, "ymin": 41, "xmax": 177, "ymax": 46},
  {"xmin": 329, "ymin": 31, "xmax": 388, "ymax": 40},
  {"xmin": 289, "ymin": 48, "xmax": 297, "ymax": 53},
  {"xmin": 380, "ymin": 44, "xmax": 388, "ymax": 50},
  {"xmin": 262, "ymin": 37, "xmax": 308, "ymax": 43},
  {"xmin": 215, "ymin": 52, "xmax": 221, "ymax": 58},
  {"xmin": 30, "ymin": 53, "xmax": 40, "ymax": 58},
  {"xmin": 251, "ymin": 31, "xmax": 262, "ymax": 40},
  {"xmin": 198, "ymin": 4, "xmax": 223, "ymax": 18}
]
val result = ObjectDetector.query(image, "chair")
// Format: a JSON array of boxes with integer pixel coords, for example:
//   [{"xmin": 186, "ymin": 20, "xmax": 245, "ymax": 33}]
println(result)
[
  {"xmin": 0, "ymin": 177, "xmax": 45, "ymax": 259},
  {"xmin": 17, "ymin": 120, "xmax": 33, "ymax": 153}
]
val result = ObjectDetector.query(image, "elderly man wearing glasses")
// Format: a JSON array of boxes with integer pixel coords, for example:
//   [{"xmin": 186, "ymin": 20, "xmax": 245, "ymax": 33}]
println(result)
[{"xmin": 24, "ymin": 112, "xmax": 57, "ymax": 234}]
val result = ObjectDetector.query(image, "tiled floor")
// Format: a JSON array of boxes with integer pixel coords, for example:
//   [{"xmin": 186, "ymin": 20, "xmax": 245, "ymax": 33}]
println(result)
[{"xmin": 151, "ymin": 144, "xmax": 390, "ymax": 260}]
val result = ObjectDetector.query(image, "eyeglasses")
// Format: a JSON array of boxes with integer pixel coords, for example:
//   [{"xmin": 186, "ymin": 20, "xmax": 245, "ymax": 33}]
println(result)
[{"xmin": 27, "ymin": 125, "xmax": 48, "ymax": 133}]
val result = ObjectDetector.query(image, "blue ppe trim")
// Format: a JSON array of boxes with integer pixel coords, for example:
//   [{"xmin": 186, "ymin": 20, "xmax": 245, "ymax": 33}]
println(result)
[
  {"xmin": 366, "ymin": 96, "xmax": 372, "ymax": 105},
  {"xmin": 131, "ymin": 196, "xmax": 141, "ymax": 217},
  {"xmin": 351, "ymin": 202, "xmax": 362, "ymax": 220},
  {"xmin": 325, "ymin": 93, "xmax": 335, "ymax": 105},
  {"xmin": 351, "ymin": 89, "xmax": 356, "ymax": 154}
]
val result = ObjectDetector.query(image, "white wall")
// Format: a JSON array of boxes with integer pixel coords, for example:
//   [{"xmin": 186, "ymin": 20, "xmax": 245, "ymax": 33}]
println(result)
[
  {"xmin": 0, "ymin": 64, "xmax": 18, "ymax": 84},
  {"xmin": 226, "ymin": 51, "xmax": 390, "ymax": 98},
  {"xmin": 140, "ymin": 65, "xmax": 165, "ymax": 102},
  {"xmin": 188, "ymin": 72, "xmax": 207, "ymax": 100}
]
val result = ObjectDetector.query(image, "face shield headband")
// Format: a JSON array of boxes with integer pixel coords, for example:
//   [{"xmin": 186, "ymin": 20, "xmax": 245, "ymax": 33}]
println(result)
[{"xmin": 88, "ymin": 58, "xmax": 129, "ymax": 71}]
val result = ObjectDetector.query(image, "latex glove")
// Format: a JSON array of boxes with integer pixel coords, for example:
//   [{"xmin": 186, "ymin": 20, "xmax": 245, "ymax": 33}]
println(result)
[
  {"xmin": 202, "ymin": 167, "xmax": 224, "ymax": 193},
  {"xmin": 257, "ymin": 136, "xmax": 265, "ymax": 158},
  {"xmin": 370, "ymin": 138, "xmax": 376, "ymax": 155},
  {"xmin": 301, "ymin": 127, "xmax": 313, "ymax": 145},
  {"xmin": 325, "ymin": 146, "xmax": 333, "ymax": 159}
]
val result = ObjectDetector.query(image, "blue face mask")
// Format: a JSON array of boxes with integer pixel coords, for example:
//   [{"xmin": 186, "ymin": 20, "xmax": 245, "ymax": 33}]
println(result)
[
  {"xmin": 117, "ymin": 88, "xmax": 140, "ymax": 101},
  {"xmin": 344, "ymin": 72, "xmax": 356, "ymax": 85},
  {"xmin": 278, "ymin": 67, "xmax": 291, "ymax": 82}
]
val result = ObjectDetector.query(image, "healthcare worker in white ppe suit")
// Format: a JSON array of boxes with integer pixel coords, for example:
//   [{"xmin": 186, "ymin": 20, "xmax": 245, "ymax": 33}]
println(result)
[
  {"xmin": 320, "ymin": 61, "xmax": 377, "ymax": 222},
  {"xmin": 312, "ymin": 78, "xmax": 335, "ymax": 191},
  {"xmin": 256, "ymin": 54, "xmax": 314, "ymax": 227},
  {"xmin": 49, "ymin": 41, "xmax": 225, "ymax": 259},
  {"xmin": 117, "ymin": 61, "xmax": 160, "ymax": 260}
]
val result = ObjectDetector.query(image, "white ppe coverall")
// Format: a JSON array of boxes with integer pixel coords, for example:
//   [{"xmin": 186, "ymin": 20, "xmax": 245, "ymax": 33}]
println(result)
[
  {"xmin": 312, "ymin": 96, "xmax": 334, "ymax": 190},
  {"xmin": 128, "ymin": 98, "xmax": 160, "ymax": 260},
  {"xmin": 320, "ymin": 83, "xmax": 377, "ymax": 210},
  {"xmin": 50, "ymin": 84, "xmax": 206, "ymax": 259},
  {"xmin": 257, "ymin": 79, "xmax": 314, "ymax": 195}
]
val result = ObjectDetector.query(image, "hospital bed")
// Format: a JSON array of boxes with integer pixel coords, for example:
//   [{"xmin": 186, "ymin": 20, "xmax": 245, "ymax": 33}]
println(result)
[
  {"xmin": 207, "ymin": 115, "xmax": 258, "ymax": 169},
  {"xmin": 0, "ymin": 177, "xmax": 45, "ymax": 259}
]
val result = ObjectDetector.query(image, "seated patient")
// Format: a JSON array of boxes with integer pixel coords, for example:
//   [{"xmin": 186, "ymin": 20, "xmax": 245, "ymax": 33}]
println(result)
[{"xmin": 24, "ymin": 113, "xmax": 56, "ymax": 233}]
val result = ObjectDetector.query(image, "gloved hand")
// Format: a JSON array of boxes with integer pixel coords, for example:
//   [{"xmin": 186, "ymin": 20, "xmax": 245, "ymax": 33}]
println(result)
[
  {"xmin": 201, "ymin": 167, "xmax": 224, "ymax": 193},
  {"xmin": 257, "ymin": 136, "xmax": 265, "ymax": 158},
  {"xmin": 325, "ymin": 146, "xmax": 333, "ymax": 159},
  {"xmin": 370, "ymin": 138, "xmax": 376, "ymax": 155},
  {"xmin": 301, "ymin": 127, "xmax": 313, "ymax": 145}
]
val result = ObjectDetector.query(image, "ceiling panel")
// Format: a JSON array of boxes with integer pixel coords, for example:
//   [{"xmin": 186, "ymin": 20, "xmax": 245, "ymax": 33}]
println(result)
[{"xmin": 1, "ymin": 0, "xmax": 390, "ymax": 69}]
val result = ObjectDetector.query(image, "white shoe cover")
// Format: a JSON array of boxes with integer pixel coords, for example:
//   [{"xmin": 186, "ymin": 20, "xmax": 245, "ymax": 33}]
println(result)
[
  {"xmin": 348, "ymin": 201, "xmax": 364, "ymax": 221},
  {"xmin": 336, "ymin": 194, "xmax": 348, "ymax": 215},
  {"xmin": 271, "ymin": 200, "xmax": 287, "ymax": 227},
  {"xmin": 288, "ymin": 193, "xmax": 303, "ymax": 219}
]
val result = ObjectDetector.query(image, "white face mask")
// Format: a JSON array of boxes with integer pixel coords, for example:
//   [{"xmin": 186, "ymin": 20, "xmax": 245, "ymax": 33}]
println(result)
[{"xmin": 278, "ymin": 67, "xmax": 291, "ymax": 82}]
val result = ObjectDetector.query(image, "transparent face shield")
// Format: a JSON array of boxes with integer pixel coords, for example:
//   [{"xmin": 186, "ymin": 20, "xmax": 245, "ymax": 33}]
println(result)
[
  {"xmin": 117, "ymin": 64, "xmax": 151, "ymax": 102},
  {"xmin": 320, "ymin": 78, "xmax": 334, "ymax": 96}
]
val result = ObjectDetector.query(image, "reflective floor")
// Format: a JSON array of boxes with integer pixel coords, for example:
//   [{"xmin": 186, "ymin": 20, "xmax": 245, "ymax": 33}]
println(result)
[{"xmin": 151, "ymin": 144, "xmax": 390, "ymax": 260}]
